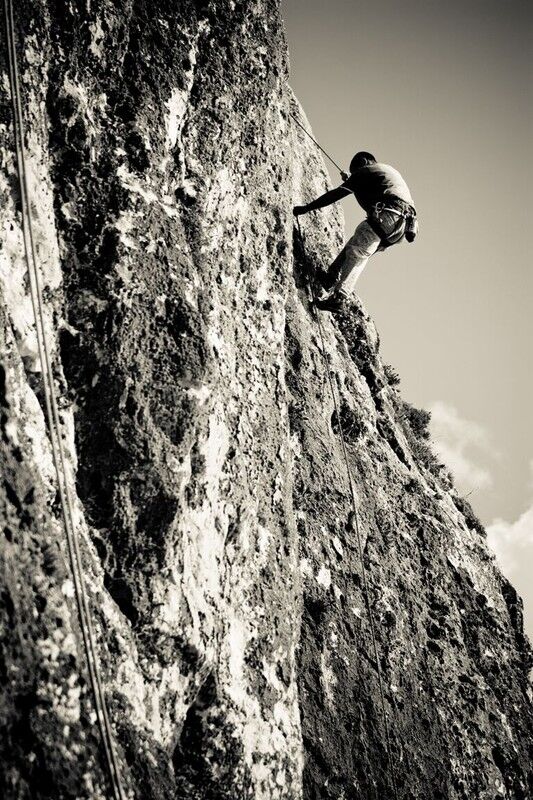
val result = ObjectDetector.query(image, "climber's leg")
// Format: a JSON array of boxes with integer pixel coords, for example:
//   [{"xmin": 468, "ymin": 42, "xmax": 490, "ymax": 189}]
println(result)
[
  {"xmin": 329, "ymin": 220, "xmax": 381, "ymax": 297},
  {"xmin": 320, "ymin": 245, "xmax": 348, "ymax": 291}
]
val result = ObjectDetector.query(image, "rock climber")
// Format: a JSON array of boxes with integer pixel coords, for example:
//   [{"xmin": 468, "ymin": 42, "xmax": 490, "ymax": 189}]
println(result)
[{"xmin": 293, "ymin": 151, "xmax": 418, "ymax": 312}]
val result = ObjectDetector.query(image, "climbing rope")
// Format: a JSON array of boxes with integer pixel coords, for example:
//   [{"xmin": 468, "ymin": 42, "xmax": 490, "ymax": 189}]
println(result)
[
  {"xmin": 296, "ymin": 217, "xmax": 400, "ymax": 800},
  {"xmin": 3, "ymin": 3, "xmax": 126, "ymax": 798},
  {"xmin": 290, "ymin": 111, "xmax": 345, "ymax": 176}
]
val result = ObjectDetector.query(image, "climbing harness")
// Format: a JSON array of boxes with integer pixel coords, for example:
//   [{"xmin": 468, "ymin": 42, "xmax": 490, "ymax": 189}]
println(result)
[
  {"xmin": 289, "ymin": 111, "xmax": 345, "ymax": 177},
  {"xmin": 296, "ymin": 217, "xmax": 400, "ymax": 800},
  {"xmin": 369, "ymin": 199, "xmax": 418, "ymax": 249},
  {"xmin": 3, "ymin": 3, "xmax": 126, "ymax": 798},
  {"xmin": 373, "ymin": 202, "xmax": 406, "ymax": 218}
]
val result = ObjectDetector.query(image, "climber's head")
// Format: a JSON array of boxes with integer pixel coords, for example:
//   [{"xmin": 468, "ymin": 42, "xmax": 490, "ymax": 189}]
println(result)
[{"xmin": 349, "ymin": 151, "xmax": 376, "ymax": 173}]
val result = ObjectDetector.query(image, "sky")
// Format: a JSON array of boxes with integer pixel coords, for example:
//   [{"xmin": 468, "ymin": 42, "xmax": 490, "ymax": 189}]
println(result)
[{"xmin": 282, "ymin": 0, "xmax": 533, "ymax": 639}]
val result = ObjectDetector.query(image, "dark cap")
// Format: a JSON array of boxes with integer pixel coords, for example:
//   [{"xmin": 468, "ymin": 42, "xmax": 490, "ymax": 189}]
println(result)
[{"xmin": 350, "ymin": 151, "xmax": 377, "ymax": 172}]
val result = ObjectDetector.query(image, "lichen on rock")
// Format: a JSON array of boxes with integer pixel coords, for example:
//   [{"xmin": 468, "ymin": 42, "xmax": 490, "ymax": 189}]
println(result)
[{"xmin": 1, "ymin": 2, "xmax": 532, "ymax": 799}]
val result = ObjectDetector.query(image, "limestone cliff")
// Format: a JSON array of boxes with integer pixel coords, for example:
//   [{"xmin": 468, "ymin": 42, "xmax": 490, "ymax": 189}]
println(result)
[{"xmin": 1, "ymin": 2, "xmax": 532, "ymax": 799}]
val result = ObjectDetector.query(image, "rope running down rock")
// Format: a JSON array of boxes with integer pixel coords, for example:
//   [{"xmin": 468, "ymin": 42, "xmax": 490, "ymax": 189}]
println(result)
[
  {"xmin": 296, "ymin": 216, "xmax": 400, "ymax": 800},
  {"xmin": 290, "ymin": 111, "xmax": 345, "ymax": 175},
  {"xmin": 3, "ymin": 2, "xmax": 126, "ymax": 797}
]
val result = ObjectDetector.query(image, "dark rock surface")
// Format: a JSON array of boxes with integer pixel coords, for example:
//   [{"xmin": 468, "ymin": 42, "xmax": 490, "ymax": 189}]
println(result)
[{"xmin": 1, "ymin": 2, "xmax": 532, "ymax": 798}]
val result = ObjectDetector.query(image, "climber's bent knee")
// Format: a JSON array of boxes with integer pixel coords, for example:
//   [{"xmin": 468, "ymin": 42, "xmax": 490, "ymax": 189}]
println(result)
[{"xmin": 345, "ymin": 220, "xmax": 381, "ymax": 260}]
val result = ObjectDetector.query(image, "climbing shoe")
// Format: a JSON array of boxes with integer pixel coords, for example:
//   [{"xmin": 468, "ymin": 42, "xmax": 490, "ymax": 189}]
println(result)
[{"xmin": 314, "ymin": 293, "xmax": 347, "ymax": 313}]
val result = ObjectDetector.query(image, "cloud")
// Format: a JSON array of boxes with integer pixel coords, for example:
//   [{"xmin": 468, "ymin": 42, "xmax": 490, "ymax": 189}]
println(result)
[
  {"xmin": 486, "ymin": 460, "xmax": 533, "ymax": 579},
  {"xmin": 486, "ymin": 505, "xmax": 533, "ymax": 578},
  {"xmin": 428, "ymin": 401, "xmax": 498, "ymax": 492},
  {"xmin": 485, "ymin": 460, "xmax": 533, "ymax": 643},
  {"xmin": 486, "ymin": 495, "xmax": 533, "ymax": 643}
]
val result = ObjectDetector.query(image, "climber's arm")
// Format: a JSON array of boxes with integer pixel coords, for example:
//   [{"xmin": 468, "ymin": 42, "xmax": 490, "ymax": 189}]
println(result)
[{"xmin": 293, "ymin": 185, "xmax": 351, "ymax": 216}]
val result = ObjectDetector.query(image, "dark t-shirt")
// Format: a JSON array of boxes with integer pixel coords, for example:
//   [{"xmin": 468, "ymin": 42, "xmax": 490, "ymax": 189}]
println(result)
[{"xmin": 342, "ymin": 163, "xmax": 414, "ymax": 211}]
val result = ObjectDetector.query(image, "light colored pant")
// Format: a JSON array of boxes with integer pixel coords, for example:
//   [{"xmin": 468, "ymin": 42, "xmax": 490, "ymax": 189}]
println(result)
[
  {"xmin": 334, "ymin": 220, "xmax": 381, "ymax": 296},
  {"xmin": 329, "ymin": 211, "xmax": 400, "ymax": 297}
]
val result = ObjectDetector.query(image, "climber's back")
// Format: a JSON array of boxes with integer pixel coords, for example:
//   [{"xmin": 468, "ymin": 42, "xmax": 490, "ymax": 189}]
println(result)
[{"xmin": 343, "ymin": 161, "xmax": 414, "ymax": 211}]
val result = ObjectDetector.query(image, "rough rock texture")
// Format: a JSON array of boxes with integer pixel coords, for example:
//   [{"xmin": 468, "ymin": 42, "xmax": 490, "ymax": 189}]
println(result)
[{"xmin": 0, "ymin": 2, "xmax": 532, "ymax": 799}]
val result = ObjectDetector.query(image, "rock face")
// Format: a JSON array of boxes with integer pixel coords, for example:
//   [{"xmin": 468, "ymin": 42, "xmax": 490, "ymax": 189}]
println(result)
[{"xmin": 0, "ymin": 2, "xmax": 532, "ymax": 799}]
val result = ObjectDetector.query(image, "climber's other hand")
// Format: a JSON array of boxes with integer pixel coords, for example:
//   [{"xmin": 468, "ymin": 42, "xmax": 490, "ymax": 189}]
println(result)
[{"xmin": 293, "ymin": 205, "xmax": 307, "ymax": 217}]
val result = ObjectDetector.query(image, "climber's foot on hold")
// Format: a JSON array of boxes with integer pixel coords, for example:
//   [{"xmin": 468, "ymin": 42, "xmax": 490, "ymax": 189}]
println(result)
[{"xmin": 314, "ymin": 293, "xmax": 347, "ymax": 313}]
